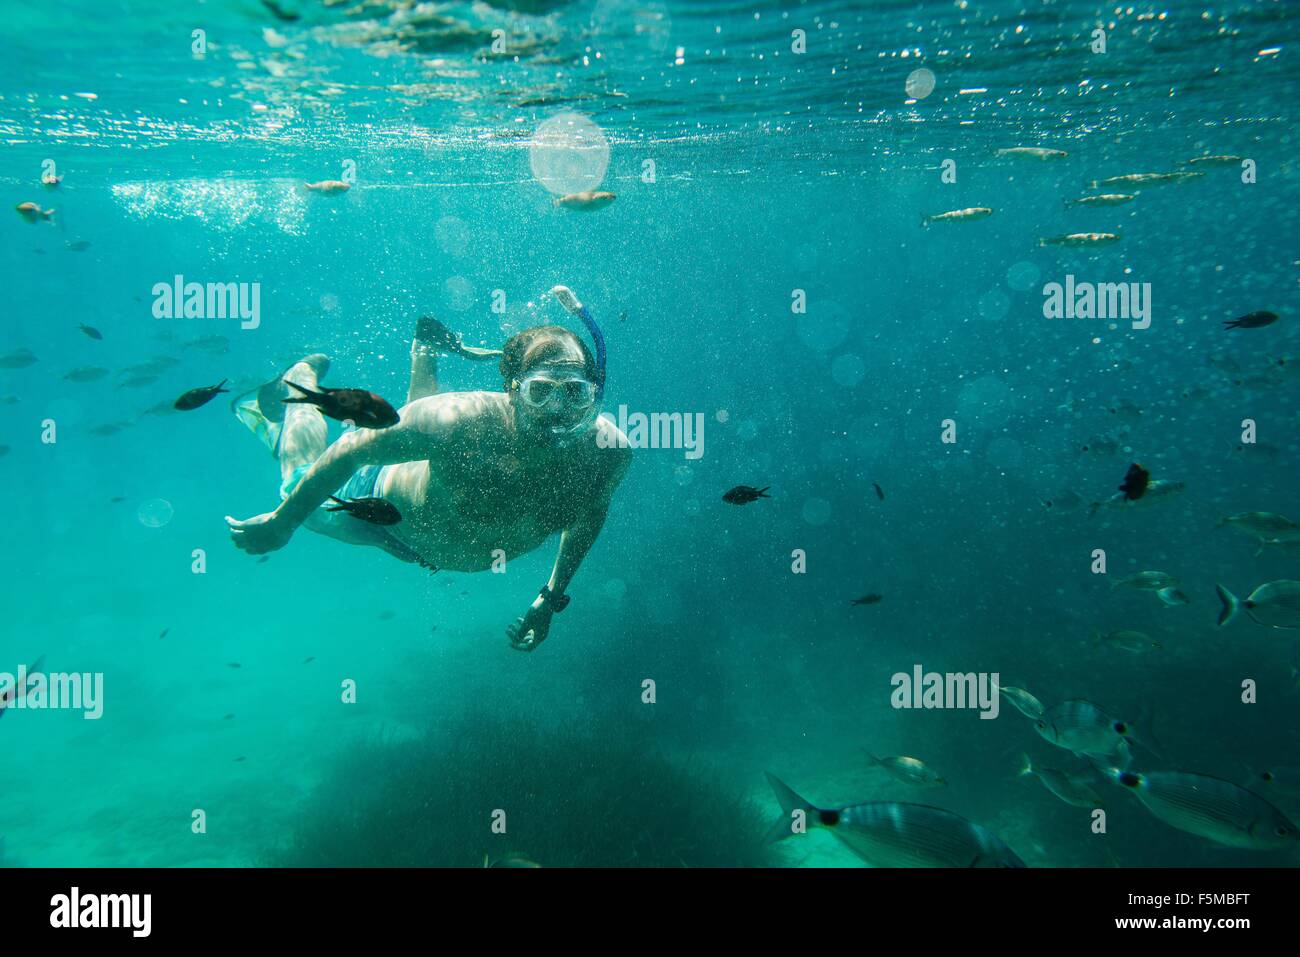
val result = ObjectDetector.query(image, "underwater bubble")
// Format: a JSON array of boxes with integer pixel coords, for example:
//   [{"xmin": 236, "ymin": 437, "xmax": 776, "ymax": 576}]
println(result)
[
  {"xmin": 320, "ymin": 293, "xmax": 339, "ymax": 312},
  {"xmin": 795, "ymin": 300, "xmax": 850, "ymax": 352},
  {"xmin": 831, "ymin": 353, "xmax": 866, "ymax": 387},
  {"xmin": 444, "ymin": 276, "xmax": 475, "ymax": 312},
  {"xmin": 802, "ymin": 497, "xmax": 832, "ymax": 526},
  {"xmin": 137, "ymin": 498, "xmax": 174, "ymax": 528},
  {"xmin": 715, "ymin": 409, "xmax": 730, "ymax": 424},
  {"xmin": 905, "ymin": 68, "xmax": 936, "ymax": 100},
  {"xmin": 435, "ymin": 216, "xmax": 471, "ymax": 257},
  {"xmin": 1006, "ymin": 261, "xmax": 1041, "ymax": 292},
  {"xmin": 978, "ymin": 289, "xmax": 1011, "ymax": 321},
  {"xmin": 674, "ymin": 464, "xmax": 694, "ymax": 486},
  {"xmin": 529, "ymin": 113, "xmax": 611, "ymax": 197},
  {"xmin": 736, "ymin": 420, "xmax": 758, "ymax": 442}
]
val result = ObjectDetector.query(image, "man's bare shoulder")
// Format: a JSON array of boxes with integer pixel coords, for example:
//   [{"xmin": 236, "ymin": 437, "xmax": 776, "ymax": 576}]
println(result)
[{"xmin": 398, "ymin": 391, "xmax": 510, "ymax": 436}]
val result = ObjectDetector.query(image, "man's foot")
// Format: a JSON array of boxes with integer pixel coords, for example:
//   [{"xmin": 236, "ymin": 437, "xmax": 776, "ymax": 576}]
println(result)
[{"xmin": 415, "ymin": 315, "xmax": 503, "ymax": 362}]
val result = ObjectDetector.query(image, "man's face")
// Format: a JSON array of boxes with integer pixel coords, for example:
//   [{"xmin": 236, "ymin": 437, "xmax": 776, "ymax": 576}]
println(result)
[{"xmin": 511, "ymin": 362, "xmax": 598, "ymax": 443}]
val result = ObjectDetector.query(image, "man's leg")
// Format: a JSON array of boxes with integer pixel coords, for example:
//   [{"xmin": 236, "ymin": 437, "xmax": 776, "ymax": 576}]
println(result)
[{"xmin": 408, "ymin": 314, "xmax": 502, "ymax": 403}]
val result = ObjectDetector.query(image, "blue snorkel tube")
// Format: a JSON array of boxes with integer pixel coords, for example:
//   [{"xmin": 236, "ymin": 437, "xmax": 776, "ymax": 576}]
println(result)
[{"xmin": 549, "ymin": 285, "xmax": 606, "ymax": 404}]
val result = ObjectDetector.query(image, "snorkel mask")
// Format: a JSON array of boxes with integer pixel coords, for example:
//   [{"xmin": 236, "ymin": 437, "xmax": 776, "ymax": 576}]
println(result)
[{"xmin": 513, "ymin": 286, "xmax": 607, "ymax": 442}]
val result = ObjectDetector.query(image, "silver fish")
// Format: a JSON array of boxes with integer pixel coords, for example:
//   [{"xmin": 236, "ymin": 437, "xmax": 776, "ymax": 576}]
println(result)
[
  {"xmin": 765, "ymin": 773, "xmax": 1024, "ymax": 867},
  {"xmin": 1217, "ymin": 581, "xmax": 1300, "ymax": 630},
  {"xmin": 0, "ymin": 349, "xmax": 37, "ymax": 369},
  {"xmin": 1101, "ymin": 767, "xmax": 1298, "ymax": 850},
  {"xmin": 1088, "ymin": 171, "xmax": 1205, "ymax": 189},
  {"xmin": 865, "ymin": 753, "xmax": 947, "ymax": 788},
  {"xmin": 1039, "ymin": 232, "xmax": 1121, "ymax": 247},
  {"xmin": 1186, "ymin": 155, "xmax": 1244, "ymax": 167},
  {"xmin": 1111, "ymin": 571, "xmax": 1179, "ymax": 592},
  {"xmin": 1217, "ymin": 511, "xmax": 1300, "ymax": 543},
  {"xmin": 555, "ymin": 190, "xmax": 616, "ymax": 211},
  {"xmin": 1093, "ymin": 630, "xmax": 1162, "ymax": 653},
  {"xmin": 922, "ymin": 207, "xmax": 993, "ymax": 226},
  {"xmin": 1156, "ymin": 587, "xmax": 1190, "ymax": 607},
  {"xmin": 64, "ymin": 366, "xmax": 109, "ymax": 382},
  {"xmin": 1035, "ymin": 699, "xmax": 1149, "ymax": 760},
  {"xmin": 1018, "ymin": 755, "xmax": 1105, "ymax": 808},
  {"xmin": 998, "ymin": 684, "xmax": 1046, "ymax": 719},
  {"xmin": 996, "ymin": 147, "xmax": 1068, "ymax": 160},
  {"xmin": 1066, "ymin": 193, "xmax": 1135, "ymax": 208}
]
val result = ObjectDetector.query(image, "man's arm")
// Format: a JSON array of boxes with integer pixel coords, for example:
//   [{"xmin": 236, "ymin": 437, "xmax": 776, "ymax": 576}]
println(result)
[{"xmin": 227, "ymin": 420, "xmax": 431, "ymax": 554}]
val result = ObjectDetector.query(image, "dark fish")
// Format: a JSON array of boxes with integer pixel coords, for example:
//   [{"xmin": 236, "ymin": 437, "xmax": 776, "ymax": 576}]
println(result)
[
  {"xmin": 88, "ymin": 422, "xmax": 128, "ymax": 437},
  {"xmin": 228, "ymin": 662, "xmax": 242, "ymax": 669},
  {"xmin": 78, "ymin": 324, "xmax": 103, "ymax": 340},
  {"xmin": 0, "ymin": 396, "xmax": 18, "ymax": 405},
  {"xmin": 722, "ymin": 485, "xmax": 771, "ymax": 505},
  {"xmin": 378, "ymin": 610, "xmax": 396, "ymax": 620},
  {"xmin": 119, "ymin": 374, "xmax": 160, "ymax": 389},
  {"xmin": 283, "ymin": 380, "xmax": 400, "ymax": 429},
  {"xmin": 0, "ymin": 445, "xmax": 9, "ymax": 458},
  {"xmin": 234, "ymin": 756, "xmax": 246, "ymax": 763},
  {"xmin": 0, "ymin": 349, "xmax": 37, "ymax": 369},
  {"xmin": 872, "ymin": 482, "xmax": 885, "ymax": 501},
  {"xmin": 224, "ymin": 713, "xmax": 235, "ymax": 720},
  {"xmin": 0, "ymin": 655, "xmax": 45, "ymax": 720},
  {"xmin": 66, "ymin": 240, "xmax": 91, "ymax": 252},
  {"xmin": 262, "ymin": 0, "xmax": 300, "ymax": 22},
  {"xmin": 851, "ymin": 593, "xmax": 883, "ymax": 606},
  {"xmin": 110, "ymin": 496, "xmax": 125, "ymax": 503},
  {"xmin": 1224, "ymin": 311, "xmax": 1278, "ymax": 330},
  {"xmin": 185, "ymin": 335, "xmax": 230, "ymax": 354},
  {"xmin": 64, "ymin": 366, "xmax": 109, "ymax": 382},
  {"xmin": 324, "ymin": 495, "xmax": 402, "ymax": 526},
  {"xmin": 1118, "ymin": 463, "xmax": 1150, "ymax": 501},
  {"xmin": 303, "ymin": 656, "xmax": 315, "ymax": 664},
  {"xmin": 159, "ymin": 628, "xmax": 169, "ymax": 639},
  {"xmin": 257, "ymin": 555, "xmax": 269, "ymax": 564},
  {"xmin": 174, "ymin": 380, "xmax": 229, "ymax": 411}
]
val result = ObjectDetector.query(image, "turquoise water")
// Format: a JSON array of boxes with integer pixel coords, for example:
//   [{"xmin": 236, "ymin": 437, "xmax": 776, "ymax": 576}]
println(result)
[{"xmin": 2, "ymin": 0, "xmax": 1299, "ymax": 868}]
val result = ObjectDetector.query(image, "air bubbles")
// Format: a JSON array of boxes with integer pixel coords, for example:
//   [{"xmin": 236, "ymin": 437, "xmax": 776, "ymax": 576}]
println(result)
[
  {"xmin": 529, "ymin": 113, "xmax": 611, "ymax": 197},
  {"xmin": 435, "ymin": 216, "xmax": 470, "ymax": 258},
  {"xmin": 1006, "ymin": 261, "xmax": 1041, "ymax": 292},
  {"xmin": 137, "ymin": 498, "xmax": 174, "ymax": 528},
  {"xmin": 444, "ymin": 276, "xmax": 475, "ymax": 312},
  {"xmin": 831, "ymin": 353, "xmax": 866, "ymax": 387},
  {"xmin": 802, "ymin": 497, "xmax": 833, "ymax": 526},
  {"xmin": 320, "ymin": 293, "xmax": 339, "ymax": 312},
  {"xmin": 673, "ymin": 464, "xmax": 694, "ymax": 486},
  {"xmin": 905, "ymin": 68, "xmax": 937, "ymax": 100}
]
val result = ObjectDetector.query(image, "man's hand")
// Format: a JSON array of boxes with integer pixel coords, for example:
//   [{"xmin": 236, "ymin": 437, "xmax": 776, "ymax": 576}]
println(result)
[
  {"xmin": 507, "ymin": 596, "xmax": 554, "ymax": 652},
  {"xmin": 225, "ymin": 510, "xmax": 293, "ymax": 555}
]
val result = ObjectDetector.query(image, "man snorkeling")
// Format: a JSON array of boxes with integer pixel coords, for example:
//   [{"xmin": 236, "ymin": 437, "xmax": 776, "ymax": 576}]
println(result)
[{"xmin": 225, "ymin": 286, "xmax": 630, "ymax": 652}]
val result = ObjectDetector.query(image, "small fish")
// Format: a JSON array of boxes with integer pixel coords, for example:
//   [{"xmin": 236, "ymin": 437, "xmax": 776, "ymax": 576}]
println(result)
[
  {"xmin": 0, "ymin": 349, "xmax": 37, "ymax": 369},
  {"xmin": 324, "ymin": 495, "xmax": 402, "ymax": 526},
  {"xmin": 228, "ymin": 662, "xmax": 242, "ymax": 669},
  {"xmin": 998, "ymin": 685, "xmax": 1046, "ymax": 719},
  {"xmin": 1100, "ymin": 767, "xmax": 1298, "ymax": 850},
  {"xmin": 765, "ymin": 774, "xmax": 1024, "ymax": 867},
  {"xmin": 64, "ymin": 366, "xmax": 109, "ymax": 383},
  {"xmin": 921, "ymin": 207, "xmax": 993, "ymax": 227},
  {"xmin": 483, "ymin": 852, "xmax": 542, "ymax": 868},
  {"xmin": 185, "ymin": 335, "xmax": 230, "ymax": 354},
  {"xmin": 1186, "ymin": 155, "xmax": 1244, "ymax": 167},
  {"xmin": 303, "ymin": 656, "xmax": 315, "ymax": 664},
  {"xmin": 1217, "ymin": 581, "xmax": 1300, "ymax": 629},
  {"xmin": 0, "ymin": 395, "xmax": 17, "ymax": 405},
  {"xmin": 872, "ymin": 482, "xmax": 884, "ymax": 501},
  {"xmin": 1093, "ymin": 629, "xmax": 1162, "ymax": 653},
  {"xmin": 141, "ymin": 399, "xmax": 178, "ymax": 417},
  {"xmin": 234, "ymin": 756, "xmax": 246, "ymax": 763},
  {"xmin": 15, "ymin": 202, "xmax": 54, "ymax": 223},
  {"xmin": 555, "ymin": 190, "xmax": 616, "ymax": 211},
  {"xmin": 1018, "ymin": 755, "xmax": 1104, "ymax": 808},
  {"xmin": 1111, "ymin": 571, "xmax": 1178, "ymax": 592},
  {"xmin": 851, "ymin": 593, "xmax": 883, "ymax": 606},
  {"xmin": 304, "ymin": 180, "xmax": 350, "ymax": 194},
  {"xmin": 1224, "ymin": 310, "xmax": 1279, "ymax": 330},
  {"xmin": 1108, "ymin": 400, "xmax": 1143, "ymax": 421},
  {"xmin": 1041, "ymin": 489, "xmax": 1083, "ymax": 512},
  {"xmin": 42, "ymin": 173, "xmax": 62, "ymax": 187},
  {"xmin": 1089, "ymin": 171, "xmax": 1205, "ymax": 189},
  {"xmin": 283, "ymin": 380, "xmax": 400, "ymax": 429},
  {"xmin": 0, "ymin": 445, "xmax": 9, "ymax": 458},
  {"xmin": 109, "ymin": 496, "xmax": 125, "ymax": 503},
  {"xmin": 0, "ymin": 655, "xmax": 45, "ymax": 720},
  {"xmin": 996, "ymin": 146, "xmax": 1068, "ymax": 160},
  {"xmin": 1065, "ymin": 194, "xmax": 1136, "ymax": 208},
  {"xmin": 1038, "ymin": 232, "xmax": 1121, "ymax": 247},
  {"xmin": 261, "ymin": 0, "xmax": 300, "ymax": 21},
  {"xmin": 159, "ymin": 628, "xmax": 169, "ymax": 639},
  {"xmin": 722, "ymin": 485, "xmax": 770, "ymax": 505},
  {"xmin": 378, "ymin": 610, "xmax": 396, "ymax": 620},
  {"xmin": 1156, "ymin": 587, "xmax": 1190, "ymax": 607},
  {"xmin": 78, "ymin": 324, "xmax": 103, "ymax": 340},
  {"xmin": 224, "ymin": 713, "xmax": 235, "ymax": 720},
  {"xmin": 66, "ymin": 240, "xmax": 91, "ymax": 252},
  {"xmin": 118, "ymin": 374, "xmax": 160, "ymax": 389},
  {"xmin": 89, "ymin": 420, "xmax": 129, "ymax": 437},
  {"xmin": 257, "ymin": 556, "xmax": 270, "ymax": 564},
  {"xmin": 865, "ymin": 753, "xmax": 946, "ymax": 788},
  {"xmin": 174, "ymin": 380, "xmax": 230, "ymax": 411},
  {"xmin": 1117, "ymin": 463, "xmax": 1150, "ymax": 501}
]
